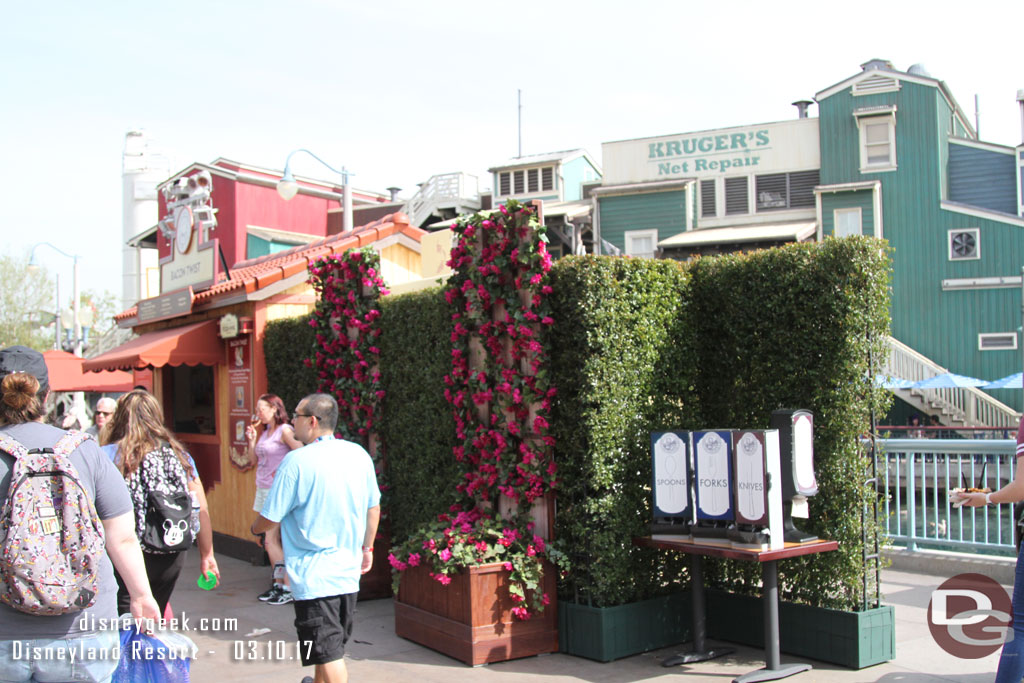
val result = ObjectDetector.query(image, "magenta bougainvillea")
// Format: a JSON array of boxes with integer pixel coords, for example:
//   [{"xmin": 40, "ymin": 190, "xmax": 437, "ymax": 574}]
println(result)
[
  {"xmin": 443, "ymin": 199, "xmax": 557, "ymax": 514},
  {"xmin": 306, "ymin": 248, "xmax": 388, "ymax": 449},
  {"xmin": 390, "ymin": 200, "xmax": 565, "ymax": 620}
]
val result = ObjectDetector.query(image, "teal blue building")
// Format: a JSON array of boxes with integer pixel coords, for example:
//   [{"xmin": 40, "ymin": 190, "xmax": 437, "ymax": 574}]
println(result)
[{"xmin": 594, "ymin": 59, "xmax": 1024, "ymax": 422}]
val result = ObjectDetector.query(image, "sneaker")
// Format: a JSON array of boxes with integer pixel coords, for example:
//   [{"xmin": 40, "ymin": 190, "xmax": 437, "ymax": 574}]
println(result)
[
  {"xmin": 258, "ymin": 584, "xmax": 280, "ymax": 602},
  {"xmin": 267, "ymin": 587, "xmax": 293, "ymax": 605},
  {"xmin": 301, "ymin": 677, "xmax": 314, "ymax": 683}
]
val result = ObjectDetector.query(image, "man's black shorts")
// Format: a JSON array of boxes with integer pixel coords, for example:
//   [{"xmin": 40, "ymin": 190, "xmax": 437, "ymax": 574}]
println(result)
[{"xmin": 293, "ymin": 592, "xmax": 358, "ymax": 666}]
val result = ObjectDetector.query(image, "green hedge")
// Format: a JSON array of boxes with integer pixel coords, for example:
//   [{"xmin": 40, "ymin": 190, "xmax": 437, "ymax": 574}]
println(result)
[
  {"xmin": 547, "ymin": 238, "xmax": 891, "ymax": 611},
  {"xmin": 378, "ymin": 287, "xmax": 461, "ymax": 543},
  {"xmin": 689, "ymin": 238, "xmax": 892, "ymax": 609},
  {"xmin": 263, "ymin": 316, "xmax": 319, "ymax": 412},
  {"xmin": 548, "ymin": 256, "xmax": 699, "ymax": 607}
]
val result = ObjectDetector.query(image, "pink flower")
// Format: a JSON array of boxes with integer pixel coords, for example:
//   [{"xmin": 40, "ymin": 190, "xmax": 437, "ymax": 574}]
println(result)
[
  {"xmin": 407, "ymin": 553, "xmax": 421, "ymax": 567},
  {"xmin": 503, "ymin": 562, "xmax": 513, "ymax": 571},
  {"xmin": 511, "ymin": 606, "xmax": 530, "ymax": 620},
  {"xmin": 439, "ymin": 548, "xmax": 453, "ymax": 562}
]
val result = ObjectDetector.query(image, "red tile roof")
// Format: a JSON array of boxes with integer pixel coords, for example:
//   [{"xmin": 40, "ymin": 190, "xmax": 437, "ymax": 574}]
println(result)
[{"xmin": 117, "ymin": 212, "xmax": 423, "ymax": 321}]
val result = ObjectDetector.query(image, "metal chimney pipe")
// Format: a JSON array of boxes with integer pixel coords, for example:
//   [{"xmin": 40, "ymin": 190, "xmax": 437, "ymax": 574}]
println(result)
[
  {"xmin": 792, "ymin": 100, "xmax": 813, "ymax": 119},
  {"xmin": 386, "ymin": 186, "xmax": 401, "ymax": 202}
]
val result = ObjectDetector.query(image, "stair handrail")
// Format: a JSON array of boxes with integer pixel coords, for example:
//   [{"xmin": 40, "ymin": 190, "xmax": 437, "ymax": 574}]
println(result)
[{"xmin": 884, "ymin": 336, "xmax": 1020, "ymax": 428}]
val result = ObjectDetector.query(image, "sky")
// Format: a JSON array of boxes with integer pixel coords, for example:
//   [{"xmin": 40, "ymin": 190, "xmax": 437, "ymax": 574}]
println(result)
[{"xmin": 2, "ymin": 0, "xmax": 1022, "ymax": 304}]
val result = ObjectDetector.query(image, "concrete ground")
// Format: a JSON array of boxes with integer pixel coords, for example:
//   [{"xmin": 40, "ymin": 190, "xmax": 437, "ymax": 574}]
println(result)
[{"xmin": 167, "ymin": 549, "xmax": 1009, "ymax": 682}]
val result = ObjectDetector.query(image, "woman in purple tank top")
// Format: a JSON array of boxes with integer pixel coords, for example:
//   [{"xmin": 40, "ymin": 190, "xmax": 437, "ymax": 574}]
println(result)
[{"xmin": 245, "ymin": 394, "xmax": 301, "ymax": 604}]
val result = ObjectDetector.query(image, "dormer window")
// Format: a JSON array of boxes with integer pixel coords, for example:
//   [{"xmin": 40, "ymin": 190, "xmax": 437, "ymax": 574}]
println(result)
[
  {"xmin": 498, "ymin": 166, "xmax": 556, "ymax": 197},
  {"xmin": 854, "ymin": 106, "xmax": 897, "ymax": 173}
]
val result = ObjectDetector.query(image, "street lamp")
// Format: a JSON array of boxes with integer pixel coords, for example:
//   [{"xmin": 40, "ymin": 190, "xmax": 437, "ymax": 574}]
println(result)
[
  {"xmin": 276, "ymin": 149, "xmax": 354, "ymax": 234},
  {"xmin": 28, "ymin": 242, "xmax": 81, "ymax": 357}
]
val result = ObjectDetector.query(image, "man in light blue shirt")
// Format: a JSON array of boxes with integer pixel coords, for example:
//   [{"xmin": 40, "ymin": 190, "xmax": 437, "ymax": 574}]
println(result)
[{"xmin": 253, "ymin": 393, "xmax": 380, "ymax": 683}]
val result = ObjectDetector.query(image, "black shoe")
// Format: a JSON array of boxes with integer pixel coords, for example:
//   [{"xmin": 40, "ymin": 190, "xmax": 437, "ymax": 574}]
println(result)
[
  {"xmin": 267, "ymin": 587, "xmax": 294, "ymax": 605},
  {"xmin": 301, "ymin": 677, "xmax": 314, "ymax": 683},
  {"xmin": 258, "ymin": 584, "xmax": 280, "ymax": 602}
]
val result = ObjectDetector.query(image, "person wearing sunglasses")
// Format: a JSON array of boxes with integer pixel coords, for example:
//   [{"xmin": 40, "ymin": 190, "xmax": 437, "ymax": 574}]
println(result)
[
  {"xmin": 85, "ymin": 397, "xmax": 116, "ymax": 438},
  {"xmin": 252, "ymin": 393, "xmax": 380, "ymax": 683}
]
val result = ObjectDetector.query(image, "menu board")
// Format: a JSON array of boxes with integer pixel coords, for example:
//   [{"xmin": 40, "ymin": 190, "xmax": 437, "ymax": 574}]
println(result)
[{"xmin": 226, "ymin": 335, "xmax": 254, "ymax": 471}]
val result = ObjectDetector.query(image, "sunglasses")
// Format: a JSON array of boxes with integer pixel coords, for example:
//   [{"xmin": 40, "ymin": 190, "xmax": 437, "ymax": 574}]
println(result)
[
  {"xmin": 293, "ymin": 412, "xmax": 315, "ymax": 421},
  {"xmin": 95, "ymin": 411, "xmax": 113, "ymax": 417}
]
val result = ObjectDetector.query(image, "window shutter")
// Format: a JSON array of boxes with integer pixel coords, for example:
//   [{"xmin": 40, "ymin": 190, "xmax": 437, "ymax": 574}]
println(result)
[
  {"xmin": 499, "ymin": 172, "xmax": 511, "ymax": 196},
  {"xmin": 755, "ymin": 174, "xmax": 788, "ymax": 211},
  {"xmin": 700, "ymin": 179, "xmax": 716, "ymax": 218},
  {"xmin": 513, "ymin": 170, "xmax": 525, "ymax": 194},
  {"xmin": 725, "ymin": 177, "xmax": 748, "ymax": 215},
  {"xmin": 788, "ymin": 170, "xmax": 819, "ymax": 209},
  {"xmin": 527, "ymin": 168, "xmax": 539, "ymax": 193},
  {"xmin": 541, "ymin": 167, "xmax": 554, "ymax": 191}
]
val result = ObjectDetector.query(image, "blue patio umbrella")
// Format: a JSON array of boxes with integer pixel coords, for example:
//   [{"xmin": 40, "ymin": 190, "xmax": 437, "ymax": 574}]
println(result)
[
  {"xmin": 914, "ymin": 372, "xmax": 988, "ymax": 389},
  {"xmin": 983, "ymin": 372, "xmax": 1024, "ymax": 390},
  {"xmin": 873, "ymin": 374, "xmax": 914, "ymax": 390}
]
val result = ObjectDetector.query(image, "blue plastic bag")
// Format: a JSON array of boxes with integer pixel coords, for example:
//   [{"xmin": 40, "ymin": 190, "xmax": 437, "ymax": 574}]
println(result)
[{"xmin": 113, "ymin": 623, "xmax": 195, "ymax": 683}]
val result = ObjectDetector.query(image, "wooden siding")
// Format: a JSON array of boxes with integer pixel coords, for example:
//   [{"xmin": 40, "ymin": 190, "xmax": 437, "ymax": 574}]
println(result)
[
  {"xmin": 598, "ymin": 190, "xmax": 688, "ymax": 253},
  {"xmin": 819, "ymin": 78, "xmax": 1024, "ymax": 411},
  {"xmin": 821, "ymin": 190, "xmax": 875, "ymax": 237},
  {"xmin": 380, "ymin": 243, "xmax": 422, "ymax": 286},
  {"xmin": 949, "ymin": 142, "xmax": 1017, "ymax": 214}
]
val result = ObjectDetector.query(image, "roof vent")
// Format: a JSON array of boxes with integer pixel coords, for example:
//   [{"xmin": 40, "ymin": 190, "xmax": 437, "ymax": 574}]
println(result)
[
  {"xmin": 907, "ymin": 63, "xmax": 931, "ymax": 77},
  {"xmin": 386, "ymin": 186, "xmax": 401, "ymax": 202},
  {"xmin": 792, "ymin": 100, "xmax": 814, "ymax": 118},
  {"xmin": 860, "ymin": 59, "xmax": 894, "ymax": 72}
]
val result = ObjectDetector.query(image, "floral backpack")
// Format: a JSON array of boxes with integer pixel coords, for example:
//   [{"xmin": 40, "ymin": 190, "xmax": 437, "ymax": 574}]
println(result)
[{"xmin": 0, "ymin": 430, "xmax": 104, "ymax": 615}]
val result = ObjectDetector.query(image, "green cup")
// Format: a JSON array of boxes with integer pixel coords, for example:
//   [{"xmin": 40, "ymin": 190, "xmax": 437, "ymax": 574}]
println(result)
[{"xmin": 197, "ymin": 572, "xmax": 217, "ymax": 590}]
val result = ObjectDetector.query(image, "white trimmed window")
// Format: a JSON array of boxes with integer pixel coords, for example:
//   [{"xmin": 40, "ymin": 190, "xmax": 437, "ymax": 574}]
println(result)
[
  {"xmin": 979, "ymin": 333, "xmax": 1017, "ymax": 351},
  {"xmin": 855, "ymin": 109, "xmax": 897, "ymax": 172},
  {"xmin": 834, "ymin": 208, "xmax": 863, "ymax": 237},
  {"xmin": 948, "ymin": 228, "xmax": 980, "ymax": 260},
  {"xmin": 625, "ymin": 229, "xmax": 658, "ymax": 259},
  {"xmin": 497, "ymin": 166, "xmax": 555, "ymax": 198}
]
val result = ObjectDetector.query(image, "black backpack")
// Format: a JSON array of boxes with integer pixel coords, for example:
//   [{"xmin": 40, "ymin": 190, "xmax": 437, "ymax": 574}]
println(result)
[{"xmin": 125, "ymin": 444, "xmax": 196, "ymax": 554}]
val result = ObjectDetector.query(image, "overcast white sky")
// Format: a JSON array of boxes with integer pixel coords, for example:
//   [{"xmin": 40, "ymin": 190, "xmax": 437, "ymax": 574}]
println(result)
[{"xmin": 2, "ymin": 0, "xmax": 1021, "ymax": 300}]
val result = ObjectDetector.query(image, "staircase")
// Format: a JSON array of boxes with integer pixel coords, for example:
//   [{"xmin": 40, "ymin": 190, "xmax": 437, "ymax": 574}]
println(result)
[
  {"xmin": 884, "ymin": 336, "xmax": 1020, "ymax": 428},
  {"xmin": 403, "ymin": 172, "xmax": 481, "ymax": 229}
]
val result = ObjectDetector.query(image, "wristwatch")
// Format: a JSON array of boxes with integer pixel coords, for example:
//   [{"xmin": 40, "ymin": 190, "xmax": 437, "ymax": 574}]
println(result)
[
  {"xmin": 361, "ymin": 546, "xmax": 373, "ymax": 552},
  {"xmin": 985, "ymin": 492, "xmax": 994, "ymax": 505}
]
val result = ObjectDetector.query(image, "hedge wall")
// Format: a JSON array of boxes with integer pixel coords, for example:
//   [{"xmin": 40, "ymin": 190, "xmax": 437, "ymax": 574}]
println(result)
[
  {"xmin": 547, "ymin": 237, "xmax": 891, "ymax": 611},
  {"xmin": 377, "ymin": 287, "xmax": 461, "ymax": 543},
  {"xmin": 263, "ymin": 316, "xmax": 319, "ymax": 412},
  {"xmin": 689, "ymin": 238, "xmax": 892, "ymax": 609},
  {"xmin": 548, "ymin": 256, "xmax": 698, "ymax": 607}
]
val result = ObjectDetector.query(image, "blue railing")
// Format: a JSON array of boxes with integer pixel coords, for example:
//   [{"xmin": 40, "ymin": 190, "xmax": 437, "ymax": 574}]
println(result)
[{"xmin": 874, "ymin": 438, "xmax": 1018, "ymax": 554}]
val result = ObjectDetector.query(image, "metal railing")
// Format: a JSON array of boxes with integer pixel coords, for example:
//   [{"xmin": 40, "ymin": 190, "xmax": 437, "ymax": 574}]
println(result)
[
  {"xmin": 876, "ymin": 438, "xmax": 1018, "ymax": 553},
  {"xmin": 884, "ymin": 336, "xmax": 1020, "ymax": 428}
]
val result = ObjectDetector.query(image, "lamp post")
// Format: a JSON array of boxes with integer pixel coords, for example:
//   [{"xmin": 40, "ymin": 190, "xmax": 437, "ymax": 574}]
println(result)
[
  {"xmin": 276, "ymin": 149, "xmax": 353, "ymax": 234},
  {"xmin": 28, "ymin": 242, "xmax": 81, "ymax": 357}
]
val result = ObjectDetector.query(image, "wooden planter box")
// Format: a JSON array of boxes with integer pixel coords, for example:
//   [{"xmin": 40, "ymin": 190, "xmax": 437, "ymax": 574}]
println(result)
[
  {"xmin": 394, "ymin": 561, "xmax": 558, "ymax": 666},
  {"xmin": 706, "ymin": 589, "xmax": 895, "ymax": 669},
  {"xmin": 559, "ymin": 591, "xmax": 691, "ymax": 662}
]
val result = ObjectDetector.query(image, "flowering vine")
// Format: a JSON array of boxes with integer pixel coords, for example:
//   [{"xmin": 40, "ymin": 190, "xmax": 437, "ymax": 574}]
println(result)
[
  {"xmin": 443, "ymin": 199, "xmax": 557, "ymax": 515},
  {"xmin": 390, "ymin": 200, "xmax": 563, "ymax": 620},
  {"xmin": 306, "ymin": 248, "xmax": 388, "ymax": 479}
]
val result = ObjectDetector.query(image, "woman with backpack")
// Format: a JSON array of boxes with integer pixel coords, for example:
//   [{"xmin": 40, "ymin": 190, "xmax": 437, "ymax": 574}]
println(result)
[
  {"xmin": 102, "ymin": 389, "xmax": 220, "ymax": 615},
  {"xmin": 0, "ymin": 346, "xmax": 160, "ymax": 683},
  {"xmin": 245, "ymin": 393, "xmax": 301, "ymax": 604}
]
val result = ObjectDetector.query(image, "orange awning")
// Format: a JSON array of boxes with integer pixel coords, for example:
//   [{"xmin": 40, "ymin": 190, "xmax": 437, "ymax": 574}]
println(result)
[
  {"xmin": 82, "ymin": 321, "xmax": 222, "ymax": 372},
  {"xmin": 43, "ymin": 350, "xmax": 134, "ymax": 392}
]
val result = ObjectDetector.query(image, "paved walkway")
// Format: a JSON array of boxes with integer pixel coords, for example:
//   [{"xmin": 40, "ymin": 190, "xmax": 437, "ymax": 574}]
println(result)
[{"xmin": 168, "ymin": 550, "xmax": 1006, "ymax": 682}]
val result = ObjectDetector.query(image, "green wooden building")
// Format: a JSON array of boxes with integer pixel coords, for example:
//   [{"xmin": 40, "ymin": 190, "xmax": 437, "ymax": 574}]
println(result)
[{"xmin": 594, "ymin": 59, "xmax": 1024, "ymax": 422}]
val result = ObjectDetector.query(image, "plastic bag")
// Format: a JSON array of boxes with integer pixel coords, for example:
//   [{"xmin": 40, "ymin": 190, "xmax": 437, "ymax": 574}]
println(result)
[{"xmin": 113, "ymin": 622, "xmax": 196, "ymax": 683}]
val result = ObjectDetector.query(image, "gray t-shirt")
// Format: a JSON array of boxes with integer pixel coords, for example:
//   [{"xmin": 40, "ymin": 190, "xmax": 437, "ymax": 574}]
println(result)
[{"xmin": 0, "ymin": 421, "xmax": 133, "ymax": 639}]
